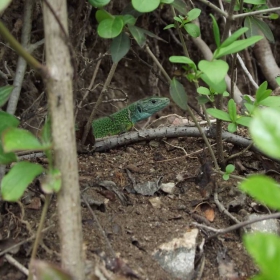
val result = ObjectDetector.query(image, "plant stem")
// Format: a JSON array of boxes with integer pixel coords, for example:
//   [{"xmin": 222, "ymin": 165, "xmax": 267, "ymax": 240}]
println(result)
[
  {"xmin": 82, "ymin": 62, "xmax": 118, "ymax": 145},
  {"xmin": 28, "ymin": 195, "xmax": 51, "ymax": 280}
]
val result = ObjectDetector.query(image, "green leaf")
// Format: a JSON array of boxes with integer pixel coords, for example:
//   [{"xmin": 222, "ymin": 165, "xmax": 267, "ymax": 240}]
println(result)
[
  {"xmin": 228, "ymin": 122, "xmax": 237, "ymax": 133},
  {"xmin": 269, "ymin": 13, "xmax": 279, "ymax": 20},
  {"xmin": 252, "ymin": 17, "xmax": 275, "ymax": 43},
  {"xmin": 210, "ymin": 14, "xmax": 220, "ymax": 48},
  {"xmin": 163, "ymin": 24, "xmax": 175, "ymax": 30},
  {"xmin": 220, "ymin": 27, "xmax": 248, "ymax": 49},
  {"xmin": 171, "ymin": 0, "xmax": 188, "ymax": 15},
  {"xmin": 141, "ymin": 29, "xmax": 166, "ymax": 42},
  {"xmin": 0, "ymin": 85, "xmax": 13, "ymax": 107},
  {"xmin": 0, "ymin": 112, "xmax": 19, "ymax": 134},
  {"xmin": 41, "ymin": 168, "xmax": 62, "ymax": 194},
  {"xmin": 250, "ymin": 108, "xmax": 280, "ymax": 159},
  {"xmin": 223, "ymin": 174, "xmax": 230, "ymax": 180},
  {"xmin": 244, "ymin": 233, "xmax": 280, "ymax": 279},
  {"xmin": 240, "ymin": 175, "xmax": 280, "ymax": 210},
  {"xmin": 236, "ymin": 116, "xmax": 252, "ymax": 127},
  {"xmin": 132, "ymin": 0, "xmax": 160, "ymax": 12},
  {"xmin": 244, "ymin": 16, "xmax": 259, "ymax": 39},
  {"xmin": 0, "ymin": 0, "xmax": 12, "ymax": 12},
  {"xmin": 197, "ymin": 86, "xmax": 210, "ymax": 95},
  {"xmin": 88, "ymin": 0, "xmax": 110, "ymax": 8},
  {"xmin": 169, "ymin": 56, "xmax": 196, "ymax": 70},
  {"xmin": 110, "ymin": 32, "xmax": 130, "ymax": 63},
  {"xmin": 197, "ymin": 95, "xmax": 211, "ymax": 104},
  {"xmin": 121, "ymin": 3, "xmax": 143, "ymax": 18},
  {"xmin": 160, "ymin": 0, "xmax": 174, "ymax": 3},
  {"xmin": 256, "ymin": 81, "xmax": 268, "ymax": 102},
  {"xmin": 2, "ymin": 128, "xmax": 50, "ymax": 152},
  {"xmin": 128, "ymin": 25, "xmax": 146, "ymax": 47},
  {"xmin": 95, "ymin": 9, "xmax": 113, "ymax": 23},
  {"xmin": 200, "ymin": 74, "xmax": 227, "ymax": 93},
  {"xmin": 97, "ymin": 17, "xmax": 124, "ymax": 38},
  {"xmin": 244, "ymin": 0, "xmax": 266, "ymax": 4},
  {"xmin": 215, "ymin": 36, "xmax": 263, "ymax": 59},
  {"xmin": 41, "ymin": 117, "xmax": 52, "ymax": 145},
  {"xmin": 275, "ymin": 76, "xmax": 280, "ymax": 86},
  {"xmin": 206, "ymin": 108, "xmax": 231, "ymax": 121},
  {"xmin": 228, "ymin": 99, "xmax": 237, "ymax": 122},
  {"xmin": 184, "ymin": 23, "xmax": 200, "ymax": 38},
  {"xmin": 226, "ymin": 164, "xmax": 235, "ymax": 173},
  {"xmin": 259, "ymin": 96, "xmax": 280, "ymax": 107},
  {"xmin": 1, "ymin": 162, "xmax": 44, "ymax": 202},
  {"xmin": 198, "ymin": 60, "xmax": 228, "ymax": 85},
  {"xmin": 0, "ymin": 142, "xmax": 17, "ymax": 164},
  {"xmin": 123, "ymin": 14, "xmax": 137, "ymax": 25},
  {"xmin": 187, "ymin": 8, "xmax": 201, "ymax": 21},
  {"xmin": 169, "ymin": 78, "xmax": 188, "ymax": 110}
]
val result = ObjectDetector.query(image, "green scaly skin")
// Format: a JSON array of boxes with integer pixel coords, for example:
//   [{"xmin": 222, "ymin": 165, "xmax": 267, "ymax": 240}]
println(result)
[{"xmin": 92, "ymin": 96, "xmax": 170, "ymax": 138}]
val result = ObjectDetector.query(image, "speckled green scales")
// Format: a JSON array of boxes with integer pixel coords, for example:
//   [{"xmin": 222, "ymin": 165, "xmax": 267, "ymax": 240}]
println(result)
[
  {"xmin": 92, "ymin": 108, "xmax": 133, "ymax": 138},
  {"xmin": 92, "ymin": 97, "xmax": 170, "ymax": 139}
]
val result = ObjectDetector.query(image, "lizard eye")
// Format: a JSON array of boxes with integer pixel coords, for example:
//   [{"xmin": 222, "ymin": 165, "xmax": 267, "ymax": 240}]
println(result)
[
  {"xmin": 151, "ymin": 99, "xmax": 157, "ymax": 104},
  {"xmin": 137, "ymin": 105, "xmax": 142, "ymax": 113}
]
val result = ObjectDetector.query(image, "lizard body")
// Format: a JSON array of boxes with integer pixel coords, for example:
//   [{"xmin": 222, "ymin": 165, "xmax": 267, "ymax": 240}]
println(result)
[{"xmin": 92, "ymin": 96, "xmax": 170, "ymax": 138}]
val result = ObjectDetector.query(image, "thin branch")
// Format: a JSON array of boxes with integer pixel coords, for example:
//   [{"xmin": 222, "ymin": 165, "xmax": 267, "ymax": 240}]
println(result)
[
  {"xmin": 196, "ymin": 0, "xmax": 228, "ymax": 17},
  {"xmin": 233, "ymin": 7, "xmax": 280, "ymax": 19}
]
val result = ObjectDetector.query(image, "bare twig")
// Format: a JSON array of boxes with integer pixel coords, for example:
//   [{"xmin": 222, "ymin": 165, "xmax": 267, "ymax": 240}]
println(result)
[
  {"xmin": 5, "ymin": 254, "xmax": 29, "ymax": 276},
  {"xmin": 82, "ymin": 62, "xmax": 118, "ymax": 145},
  {"xmin": 193, "ymin": 212, "xmax": 280, "ymax": 240}
]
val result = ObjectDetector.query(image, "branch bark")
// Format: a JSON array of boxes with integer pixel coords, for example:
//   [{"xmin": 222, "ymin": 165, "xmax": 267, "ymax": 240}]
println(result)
[{"xmin": 42, "ymin": 1, "xmax": 84, "ymax": 279}]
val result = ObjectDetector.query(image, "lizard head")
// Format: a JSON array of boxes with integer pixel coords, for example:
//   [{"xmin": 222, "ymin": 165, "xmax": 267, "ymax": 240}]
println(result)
[{"xmin": 131, "ymin": 96, "xmax": 170, "ymax": 123}]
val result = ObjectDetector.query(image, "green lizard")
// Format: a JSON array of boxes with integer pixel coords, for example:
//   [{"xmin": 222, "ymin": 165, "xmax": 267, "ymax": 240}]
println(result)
[{"xmin": 92, "ymin": 96, "xmax": 170, "ymax": 138}]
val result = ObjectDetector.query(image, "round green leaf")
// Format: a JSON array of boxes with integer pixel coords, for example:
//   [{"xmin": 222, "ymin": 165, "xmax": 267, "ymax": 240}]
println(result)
[
  {"xmin": 244, "ymin": 233, "xmax": 280, "ymax": 279},
  {"xmin": 97, "ymin": 17, "xmax": 124, "ymax": 38},
  {"xmin": 198, "ymin": 60, "xmax": 229, "ymax": 85},
  {"xmin": 197, "ymin": 87, "xmax": 210, "ymax": 95},
  {"xmin": 250, "ymin": 108, "xmax": 280, "ymax": 159},
  {"xmin": 1, "ymin": 162, "xmax": 44, "ymax": 202},
  {"xmin": 225, "ymin": 164, "xmax": 235, "ymax": 173},
  {"xmin": 88, "ymin": 0, "xmax": 110, "ymax": 8},
  {"xmin": 239, "ymin": 175, "xmax": 280, "ymax": 210},
  {"xmin": 2, "ymin": 128, "xmax": 49, "ymax": 152},
  {"xmin": 132, "ymin": 0, "xmax": 160, "ymax": 12},
  {"xmin": 95, "ymin": 9, "xmax": 113, "ymax": 23}
]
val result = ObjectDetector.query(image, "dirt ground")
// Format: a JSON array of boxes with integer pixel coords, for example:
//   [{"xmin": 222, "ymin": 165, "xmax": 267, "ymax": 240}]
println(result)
[{"xmin": 1, "ymin": 0, "xmax": 280, "ymax": 279}]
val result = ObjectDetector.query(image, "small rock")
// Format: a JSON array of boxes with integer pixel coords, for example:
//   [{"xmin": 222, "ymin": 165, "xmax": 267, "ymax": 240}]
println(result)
[
  {"xmin": 149, "ymin": 197, "xmax": 162, "ymax": 209},
  {"xmin": 245, "ymin": 213, "xmax": 280, "ymax": 234},
  {"xmin": 153, "ymin": 228, "xmax": 198, "ymax": 279},
  {"xmin": 149, "ymin": 140, "xmax": 160, "ymax": 148},
  {"xmin": 160, "ymin": 182, "xmax": 176, "ymax": 194}
]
